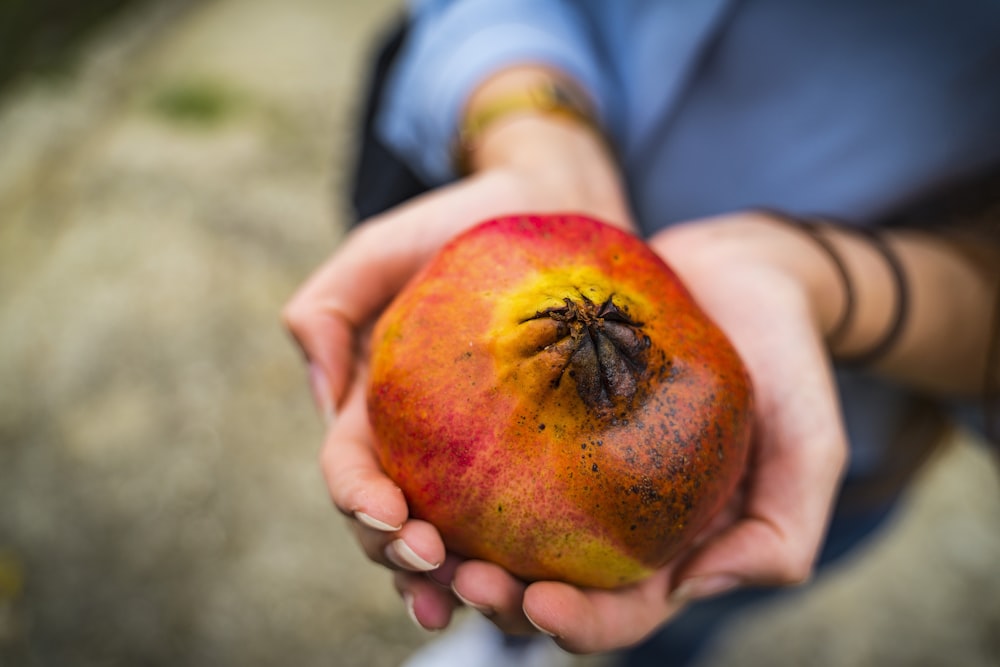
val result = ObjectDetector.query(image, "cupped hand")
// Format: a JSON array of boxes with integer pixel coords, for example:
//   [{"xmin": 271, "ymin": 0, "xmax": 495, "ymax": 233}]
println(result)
[
  {"xmin": 437, "ymin": 211, "xmax": 850, "ymax": 653},
  {"xmin": 286, "ymin": 154, "xmax": 847, "ymax": 650},
  {"xmin": 282, "ymin": 161, "xmax": 632, "ymax": 631},
  {"xmin": 647, "ymin": 214, "xmax": 849, "ymax": 597}
]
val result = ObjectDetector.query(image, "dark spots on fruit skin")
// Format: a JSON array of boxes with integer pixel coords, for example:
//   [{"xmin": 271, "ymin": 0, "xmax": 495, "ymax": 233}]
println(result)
[
  {"xmin": 538, "ymin": 423, "xmax": 546, "ymax": 431},
  {"xmin": 620, "ymin": 445, "xmax": 639, "ymax": 467},
  {"xmin": 644, "ymin": 443, "xmax": 665, "ymax": 471},
  {"xmin": 628, "ymin": 476, "xmax": 662, "ymax": 506},
  {"xmin": 591, "ymin": 463, "xmax": 599, "ymax": 473}
]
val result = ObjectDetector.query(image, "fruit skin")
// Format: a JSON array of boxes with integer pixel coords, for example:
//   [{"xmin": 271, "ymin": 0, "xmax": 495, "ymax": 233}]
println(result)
[{"xmin": 367, "ymin": 214, "xmax": 753, "ymax": 588}]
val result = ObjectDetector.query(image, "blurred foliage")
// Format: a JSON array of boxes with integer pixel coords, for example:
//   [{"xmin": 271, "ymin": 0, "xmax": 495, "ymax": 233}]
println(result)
[
  {"xmin": 150, "ymin": 78, "xmax": 243, "ymax": 126},
  {"xmin": 0, "ymin": 550, "xmax": 24, "ymax": 601},
  {"xmin": 0, "ymin": 0, "xmax": 153, "ymax": 90}
]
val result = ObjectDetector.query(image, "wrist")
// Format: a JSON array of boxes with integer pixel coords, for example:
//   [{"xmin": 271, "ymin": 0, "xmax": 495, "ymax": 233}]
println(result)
[
  {"xmin": 657, "ymin": 211, "xmax": 999, "ymax": 396},
  {"xmin": 457, "ymin": 70, "xmax": 604, "ymax": 167},
  {"xmin": 476, "ymin": 115, "xmax": 631, "ymax": 228},
  {"xmin": 752, "ymin": 214, "xmax": 902, "ymax": 361},
  {"xmin": 457, "ymin": 67, "xmax": 603, "ymax": 168},
  {"xmin": 456, "ymin": 67, "xmax": 632, "ymax": 231},
  {"xmin": 662, "ymin": 214, "xmax": 850, "ymax": 338}
]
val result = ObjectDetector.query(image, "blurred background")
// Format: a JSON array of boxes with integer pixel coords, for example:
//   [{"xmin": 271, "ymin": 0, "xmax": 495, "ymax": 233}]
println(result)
[{"xmin": 0, "ymin": 1, "xmax": 998, "ymax": 666}]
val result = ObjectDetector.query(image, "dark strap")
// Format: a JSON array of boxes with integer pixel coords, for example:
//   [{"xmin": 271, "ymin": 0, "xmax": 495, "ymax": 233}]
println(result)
[{"xmin": 348, "ymin": 19, "xmax": 432, "ymax": 224}]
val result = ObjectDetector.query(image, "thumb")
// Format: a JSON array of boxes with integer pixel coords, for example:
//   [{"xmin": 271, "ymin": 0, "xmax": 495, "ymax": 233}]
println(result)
[{"xmin": 283, "ymin": 303, "xmax": 356, "ymax": 424}]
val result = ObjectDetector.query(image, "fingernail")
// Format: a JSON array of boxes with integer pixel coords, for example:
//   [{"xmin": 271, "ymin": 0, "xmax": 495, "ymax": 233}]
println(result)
[
  {"xmin": 671, "ymin": 575, "xmax": 740, "ymax": 604},
  {"xmin": 426, "ymin": 568, "xmax": 452, "ymax": 588},
  {"xmin": 355, "ymin": 511, "xmax": 401, "ymax": 532},
  {"xmin": 385, "ymin": 539, "xmax": 438, "ymax": 572},
  {"xmin": 403, "ymin": 592, "xmax": 423, "ymax": 629},
  {"xmin": 523, "ymin": 609, "xmax": 558, "ymax": 638},
  {"xmin": 450, "ymin": 584, "xmax": 494, "ymax": 616},
  {"xmin": 308, "ymin": 362, "xmax": 336, "ymax": 425}
]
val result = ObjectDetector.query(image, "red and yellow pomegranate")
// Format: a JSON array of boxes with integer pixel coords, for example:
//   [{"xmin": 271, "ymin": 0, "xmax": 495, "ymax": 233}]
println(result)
[{"xmin": 367, "ymin": 214, "xmax": 752, "ymax": 588}]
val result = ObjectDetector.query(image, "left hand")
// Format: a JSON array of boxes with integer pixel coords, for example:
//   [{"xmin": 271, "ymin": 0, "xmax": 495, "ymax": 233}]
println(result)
[{"xmin": 283, "ymin": 158, "xmax": 632, "ymax": 633}]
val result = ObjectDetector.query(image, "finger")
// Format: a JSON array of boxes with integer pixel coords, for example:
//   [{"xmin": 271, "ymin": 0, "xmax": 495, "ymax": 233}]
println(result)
[
  {"xmin": 672, "ymin": 424, "xmax": 843, "ymax": 594},
  {"xmin": 282, "ymin": 283, "xmax": 357, "ymax": 419},
  {"xmin": 521, "ymin": 568, "xmax": 679, "ymax": 654},
  {"xmin": 281, "ymin": 221, "xmax": 425, "ymax": 413},
  {"xmin": 450, "ymin": 560, "xmax": 532, "ymax": 634},
  {"xmin": 394, "ymin": 570, "xmax": 459, "ymax": 632},
  {"xmin": 352, "ymin": 518, "xmax": 445, "ymax": 573},
  {"xmin": 674, "ymin": 298, "xmax": 847, "ymax": 596},
  {"xmin": 319, "ymin": 375, "xmax": 408, "ymax": 532},
  {"xmin": 282, "ymin": 183, "xmax": 496, "ymax": 410},
  {"xmin": 283, "ymin": 167, "xmax": 546, "ymax": 412},
  {"xmin": 426, "ymin": 552, "xmax": 464, "ymax": 589}
]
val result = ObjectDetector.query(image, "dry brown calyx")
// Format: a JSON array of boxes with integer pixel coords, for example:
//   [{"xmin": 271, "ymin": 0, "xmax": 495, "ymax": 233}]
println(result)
[{"xmin": 526, "ymin": 294, "xmax": 652, "ymax": 412}]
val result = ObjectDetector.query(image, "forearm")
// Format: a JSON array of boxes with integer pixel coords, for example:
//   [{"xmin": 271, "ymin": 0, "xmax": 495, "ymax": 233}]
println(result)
[
  {"xmin": 459, "ymin": 66, "xmax": 633, "ymax": 231},
  {"xmin": 837, "ymin": 228, "xmax": 999, "ymax": 396}
]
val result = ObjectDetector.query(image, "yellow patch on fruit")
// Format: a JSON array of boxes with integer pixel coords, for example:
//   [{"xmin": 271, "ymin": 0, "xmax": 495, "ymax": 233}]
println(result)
[
  {"xmin": 528, "ymin": 529, "xmax": 654, "ymax": 588},
  {"xmin": 489, "ymin": 265, "xmax": 650, "ymax": 326}
]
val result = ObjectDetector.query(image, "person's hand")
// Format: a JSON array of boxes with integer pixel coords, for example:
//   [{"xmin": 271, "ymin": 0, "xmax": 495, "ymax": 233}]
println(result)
[
  {"xmin": 285, "ymin": 194, "xmax": 853, "ymax": 647},
  {"xmin": 283, "ymin": 95, "xmax": 633, "ymax": 632},
  {"xmin": 425, "ymin": 211, "xmax": 851, "ymax": 652},
  {"xmin": 475, "ymin": 209, "xmax": 1000, "ymax": 653}
]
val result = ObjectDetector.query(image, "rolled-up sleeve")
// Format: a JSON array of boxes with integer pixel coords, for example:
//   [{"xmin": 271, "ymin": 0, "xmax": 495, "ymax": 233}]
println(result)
[{"xmin": 376, "ymin": 0, "xmax": 611, "ymax": 185}]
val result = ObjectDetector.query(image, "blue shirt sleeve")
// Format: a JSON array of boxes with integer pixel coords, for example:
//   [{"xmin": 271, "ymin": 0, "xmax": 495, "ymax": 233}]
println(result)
[
  {"xmin": 376, "ymin": 0, "xmax": 1000, "ymax": 231},
  {"xmin": 376, "ymin": 0, "xmax": 612, "ymax": 185}
]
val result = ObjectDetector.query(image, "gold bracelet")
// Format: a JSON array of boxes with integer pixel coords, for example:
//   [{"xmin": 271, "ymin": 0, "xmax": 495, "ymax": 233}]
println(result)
[{"xmin": 452, "ymin": 79, "xmax": 604, "ymax": 175}]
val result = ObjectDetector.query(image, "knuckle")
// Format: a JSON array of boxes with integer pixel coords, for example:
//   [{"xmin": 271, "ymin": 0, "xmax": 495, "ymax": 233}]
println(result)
[
  {"xmin": 775, "ymin": 552, "xmax": 814, "ymax": 586},
  {"xmin": 281, "ymin": 300, "xmax": 307, "ymax": 334},
  {"xmin": 825, "ymin": 436, "xmax": 849, "ymax": 471},
  {"xmin": 316, "ymin": 441, "xmax": 334, "ymax": 473}
]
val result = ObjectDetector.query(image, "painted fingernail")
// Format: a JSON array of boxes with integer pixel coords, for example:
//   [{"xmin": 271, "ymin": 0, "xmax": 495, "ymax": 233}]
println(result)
[
  {"xmin": 450, "ymin": 585, "xmax": 495, "ymax": 616},
  {"xmin": 308, "ymin": 362, "xmax": 336, "ymax": 425},
  {"xmin": 671, "ymin": 574, "xmax": 740, "ymax": 604},
  {"xmin": 523, "ymin": 609, "xmax": 558, "ymax": 638},
  {"xmin": 385, "ymin": 539, "xmax": 438, "ymax": 572},
  {"xmin": 354, "ymin": 511, "xmax": 401, "ymax": 532}
]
